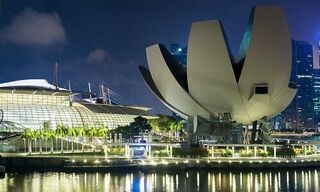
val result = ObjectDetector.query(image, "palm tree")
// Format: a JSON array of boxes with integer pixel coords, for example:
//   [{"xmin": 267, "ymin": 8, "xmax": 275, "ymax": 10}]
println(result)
[
  {"xmin": 21, "ymin": 128, "xmax": 34, "ymax": 154},
  {"xmin": 55, "ymin": 124, "xmax": 68, "ymax": 153},
  {"xmin": 46, "ymin": 129, "xmax": 56, "ymax": 154},
  {"xmin": 42, "ymin": 122, "xmax": 51, "ymax": 153},
  {"xmin": 97, "ymin": 126, "xmax": 109, "ymax": 144},
  {"xmin": 148, "ymin": 119, "xmax": 160, "ymax": 133},
  {"xmin": 35, "ymin": 129, "xmax": 45, "ymax": 154},
  {"xmin": 170, "ymin": 120, "xmax": 183, "ymax": 141},
  {"xmin": 86, "ymin": 127, "xmax": 97, "ymax": 151},
  {"xmin": 77, "ymin": 127, "xmax": 86, "ymax": 152},
  {"xmin": 67, "ymin": 127, "xmax": 78, "ymax": 152},
  {"xmin": 43, "ymin": 128, "xmax": 55, "ymax": 154}
]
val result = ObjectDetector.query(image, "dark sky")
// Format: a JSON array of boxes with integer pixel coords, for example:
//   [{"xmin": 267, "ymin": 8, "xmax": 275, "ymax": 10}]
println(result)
[{"xmin": 0, "ymin": 0, "xmax": 319, "ymax": 114}]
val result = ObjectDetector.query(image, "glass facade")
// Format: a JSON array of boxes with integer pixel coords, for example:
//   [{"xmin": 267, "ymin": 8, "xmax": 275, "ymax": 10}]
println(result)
[
  {"xmin": 0, "ymin": 90, "xmax": 154, "ymax": 130},
  {"xmin": 275, "ymin": 40, "xmax": 315, "ymax": 129}
]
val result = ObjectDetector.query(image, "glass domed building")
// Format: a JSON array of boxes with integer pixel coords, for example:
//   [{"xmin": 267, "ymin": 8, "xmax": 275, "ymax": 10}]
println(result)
[{"xmin": 0, "ymin": 79, "xmax": 155, "ymax": 130}]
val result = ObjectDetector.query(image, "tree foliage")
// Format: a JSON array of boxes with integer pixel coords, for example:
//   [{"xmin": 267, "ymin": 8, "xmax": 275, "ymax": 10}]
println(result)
[
  {"xmin": 148, "ymin": 115, "xmax": 184, "ymax": 141},
  {"xmin": 112, "ymin": 116, "xmax": 151, "ymax": 141}
]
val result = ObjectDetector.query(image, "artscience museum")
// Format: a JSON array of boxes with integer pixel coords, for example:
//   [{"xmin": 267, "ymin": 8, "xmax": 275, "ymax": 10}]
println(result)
[{"xmin": 139, "ymin": 6, "xmax": 297, "ymax": 143}]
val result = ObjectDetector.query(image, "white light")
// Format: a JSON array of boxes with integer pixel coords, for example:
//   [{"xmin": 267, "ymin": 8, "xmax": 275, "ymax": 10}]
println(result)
[
  {"xmin": 286, "ymin": 160, "xmax": 289, "ymax": 163},
  {"xmin": 301, "ymin": 160, "xmax": 304, "ymax": 162},
  {"xmin": 259, "ymin": 161, "xmax": 262, "ymax": 164},
  {"xmin": 71, "ymin": 159, "xmax": 75, "ymax": 163},
  {"xmin": 239, "ymin": 160, "xmax": 243, "ymax": 163},
  {"xmin": 161, "ymin": 160, "xmax": 168, "ymax": 165},
  {"xmin": 294, "ymin": 160, "xmax": 297, "ymax": 163},
  {"xmin": 175, "ymin": 161, "xmax": 178, "ymax": 164},
  {"xmin": 83, "ymin": 159, "xmax": 87, "ymax": 163},
  {"xmin": 178, "ymin": 48, "xmax": 182, "ymax": 52},
  {"xmin": 150, "ymin": 160, "xmax": 157, "ymax": 165},
  {"xmin": 277, "ymin": 160, "xmax": 281, "ymax": 163},
  {"xmin": 95, "ymin": 160, "xmax": 100, "ymax": 164},
  {"xmin": 196, "ymin": 160, "xmax": 199, "ymax": 164},
  {"xmin": 249, "ymin": 161, "xmax": 253, "ymax": 163},
  {"xmin": 268, "ymin": 160, "xmax": 272, "ymax": 163},
  {"xmin": 207, "ymin": 160, "xmax": 210, "ymax": 163},
  {"xmin": 218, "ymin": 160, "xmax": 221, "ymax": 164},
  {"xmin": 228, "ymin": 160, "xmax": 232, "ymax": 164}
]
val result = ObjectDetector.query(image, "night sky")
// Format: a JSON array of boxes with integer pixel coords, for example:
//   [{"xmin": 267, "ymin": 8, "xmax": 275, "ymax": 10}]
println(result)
[{"xmin": 0, "ymin": 0, "xmax": 319, "ymax": 114}]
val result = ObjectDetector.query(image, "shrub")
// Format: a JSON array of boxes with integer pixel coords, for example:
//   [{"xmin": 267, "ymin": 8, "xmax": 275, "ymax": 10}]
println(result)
[
  {"xmin": 271, "ymin": 147, "xmax": 296, "ymax": 157},
  {"xmin": 293, "ymin": 148, "xmax": 303, "ymax": 156},
  {"xmin": 257, "ymin": 149, "xmax": 269, "ymax": 157},
  {"xmin": 240, "ymin": 149, "xmax": 253, "ymax": 157},
  {"xmin": 221, "ymin": 149, "xmax": 232, "ymax": 157},
  {"xmin": 305, "ymin": 149, "xmax": 313, "ymax": 155},
  {"xmin": 152, "ymin": 149, "xmax": 169, "ymax": 157},
  {"xmin": 293, "ymin": 147, "xmax": 313, "ymax": 156},
  {"xmin": 107, "ymin": 146, "xmax": 125, "ymax": 156},
  {"xmin": 172, "ymin": 147, "xmax": 209, "ymax": 157}
]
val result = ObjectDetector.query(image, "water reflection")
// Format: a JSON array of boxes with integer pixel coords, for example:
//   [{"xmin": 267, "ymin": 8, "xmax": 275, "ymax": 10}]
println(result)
[{"xmin": 1, "ymin": 169, "xmax": 320, "ymax": 192}]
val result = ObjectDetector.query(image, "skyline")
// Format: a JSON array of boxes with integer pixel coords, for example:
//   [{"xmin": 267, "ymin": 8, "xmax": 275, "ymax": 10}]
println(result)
[{"xmin": 0, "ymin": 0, "xmax": 320, "ymax": 114}]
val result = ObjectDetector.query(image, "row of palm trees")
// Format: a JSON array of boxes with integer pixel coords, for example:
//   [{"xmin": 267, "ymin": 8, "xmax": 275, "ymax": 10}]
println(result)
[{"xmin": 21, "ymin": 124, "xmax": 109, "ymax": 154}]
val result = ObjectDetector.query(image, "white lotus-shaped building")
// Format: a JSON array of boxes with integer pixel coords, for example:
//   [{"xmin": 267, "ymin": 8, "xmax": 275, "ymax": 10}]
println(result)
[{"xmin": 139, "ymin": 6, "xmax": 297, "ymax": 132}]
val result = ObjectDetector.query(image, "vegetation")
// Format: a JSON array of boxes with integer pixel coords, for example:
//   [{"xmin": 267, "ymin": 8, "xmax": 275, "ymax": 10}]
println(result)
[
  {"xmin": 221, "ymin": 148, "xmax": 233, "ymax": 157},
  {"xmin": 257, "ymin": 149, "xmax": 269, "ymax": 157},
  {"xmin": 21, "ymin": 128, "xmax": 35, "ymax": 154},
  {"xmin": 55, "ymin": 124, "xmax": 68, "ymax": 153},
  {"xmin": 21, "ymin": 124, "xmax": 109, "ymax": 154},
  {"xmin": 107, "ymin": 146, "xmax": 125, "ymax": 156},
  {"xmin": 152, "ymin": 149, "xmax": 169, "ymax": 157},
  {"xmin": 172, "ymin": 147, "xmax": 209, "ymax": 157},
  {"xmin": 269, "ymin": 147, "xmax": 296, "ymax": 157},
  {"xmin": 294, "ymin": 147, "xmax": 314, "ymax": 156},
  {"xmin": 112, "ymin": 116, "xmax": 151, "ymax": 142},
  {"xmin": 240, "ymin": 149, "xmax": 253, "ymax": 157},
  {"xmin": 305, "ymin": 149, "xmax": 314, "ymax": 155},
  {"xmin": 148, "ymin": 115, "xmax": 184, "ymax": 142}
]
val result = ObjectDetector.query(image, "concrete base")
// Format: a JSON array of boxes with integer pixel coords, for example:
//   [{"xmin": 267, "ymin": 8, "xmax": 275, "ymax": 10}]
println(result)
[
  {"xmin": 194, "ymin": 122, "xmax": 243, "ymax": 144},
  {"xmin": 0, "ymin": 165, "xmax": 5, "ymax": 178},
  {"xmin": 2, "ymin": 156, "xmax": 320, "ymax": 172}
]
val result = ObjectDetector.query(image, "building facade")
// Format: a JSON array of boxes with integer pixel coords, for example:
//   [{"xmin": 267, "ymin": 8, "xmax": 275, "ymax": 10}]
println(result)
[
  {"xmin": 277, "ymin": 40, "xmax": 315, "ymax": 129},
  {"xmin": 170, "ymin": 44, "xmax": 187, "ymax": 66},
  {"xmin": 0, "ymin": 79, "xmax": 154, "ymax": 131},
  {"xmin": 314, "ymin": 39, "xmax": 320, "ymax": 127}
]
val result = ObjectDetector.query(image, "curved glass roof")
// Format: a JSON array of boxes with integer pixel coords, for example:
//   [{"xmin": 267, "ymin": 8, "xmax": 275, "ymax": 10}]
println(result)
[{"xmin": 0, "ymin": 79, "xmax": 67, "ymax": 91}]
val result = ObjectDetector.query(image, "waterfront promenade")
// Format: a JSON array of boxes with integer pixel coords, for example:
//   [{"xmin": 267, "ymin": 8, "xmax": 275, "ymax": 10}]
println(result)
[{"xmin": 1, "ymin": 142, "xmax": 320, "ymax": 172}]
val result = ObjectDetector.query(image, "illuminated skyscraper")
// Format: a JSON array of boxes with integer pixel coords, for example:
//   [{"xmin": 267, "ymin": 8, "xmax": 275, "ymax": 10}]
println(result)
[
  {"xmin": 170, "ymin": 43, "xmax": 187, "ymax": 66},
  {"xmin": 279, "ymin": 40, "xmax": 315, "ymax": 129},
  {"xmin": 314, "ymin": 40, "xmax": 320, "ymax": 126}
]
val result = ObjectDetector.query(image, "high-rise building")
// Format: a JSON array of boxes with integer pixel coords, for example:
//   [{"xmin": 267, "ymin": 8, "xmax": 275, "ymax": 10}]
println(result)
[
  {"xmin": 170, "ymin": 43, "xmax": 187, "ymax": 66},
  {"xmin": 314, "ymin": 40, "xmax": 320, "ymax": 127},
  {"xmin": 314, "ymin": 69, "xmax": 320, "ymax": 126},
  {"xmin": 278, "ymin": 40, "xmax": 315, "ymax": 129}
]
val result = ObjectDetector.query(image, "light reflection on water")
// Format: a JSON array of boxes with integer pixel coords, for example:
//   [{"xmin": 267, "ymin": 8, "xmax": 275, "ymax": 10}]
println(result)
[{"xmin": 1, "ymin": 169, "xmax": 320, "ymax": 192}]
